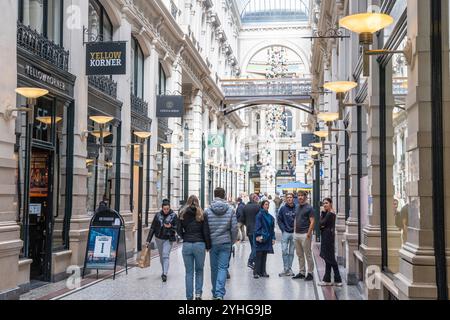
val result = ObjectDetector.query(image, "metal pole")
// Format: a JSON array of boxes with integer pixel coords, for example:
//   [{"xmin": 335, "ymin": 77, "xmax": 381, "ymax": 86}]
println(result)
[
  {"xmin": 184, "ymin": 123, "xmax": 189, "ymax": 202},
  {"xmin": 314, "ymin": 158, "xmax": 321, "ymax": 242},
  {"xmin": 145, "ymin": 138, "xmax": 150, "ymax": 226},
  {"xmin": 23, "ymin": 99, "xmax": 35, "ymax": 257},
  {"xmin": 114, "ymin": 122, "xmax": 122, "ymax": 213},
  {"xmin": 167, "ymin": 148, "xmax": 171, "ymax": 202},
  {"xmin": 137, "ymin": 142, "xmax": 144, "ymax": 251},
  {"xmin": 201, "ymin": 134, "xmax": 206, "ymax": 208},
  {"xmin": 160, "ymin": 147, "xmax": 164, "ymax": 201}
]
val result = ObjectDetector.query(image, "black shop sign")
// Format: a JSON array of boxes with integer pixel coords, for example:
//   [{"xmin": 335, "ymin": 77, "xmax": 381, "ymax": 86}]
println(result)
[
  {"xmin": 157, "ymin": 95, "xmax": 184, "ymax": 118},
  {"xmin": 86, "ymin": 42, "xmax": 126, "ymax": 75}
]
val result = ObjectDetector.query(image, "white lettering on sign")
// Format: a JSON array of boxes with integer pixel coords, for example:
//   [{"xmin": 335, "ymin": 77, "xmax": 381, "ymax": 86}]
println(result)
[
  {"xmin": 90, "ymin": 59, "xmax": 122, "ymax": 67},
  {"xmin": 25, "ymin": 65, "xmax": 66, "ymax": 91},
  {"xmin": 93, "ymin": 236, "xmax": 112, "ymax": 258}
]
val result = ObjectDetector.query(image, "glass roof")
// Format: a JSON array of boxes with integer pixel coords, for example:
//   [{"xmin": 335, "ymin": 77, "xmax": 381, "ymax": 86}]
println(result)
[{"xmin": 240, "ymin": 0, "xmax": 310, "ymax": 23}]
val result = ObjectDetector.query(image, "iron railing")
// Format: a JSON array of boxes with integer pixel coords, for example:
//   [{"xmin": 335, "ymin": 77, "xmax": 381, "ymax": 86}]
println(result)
[
  {"xmin": 17, "ymin": 21, "xmax": 69, "ymax": 71},
  {"xmin": 221, "ymin": 78, "xmax": 312, "ymax": 98},
  {"xmin": 88, "ymin": 75, "xmax": 118, "ymax": 98},
  {"xmin": 131, "ymin": 94, "xmax": 149, "ymax": 116}
]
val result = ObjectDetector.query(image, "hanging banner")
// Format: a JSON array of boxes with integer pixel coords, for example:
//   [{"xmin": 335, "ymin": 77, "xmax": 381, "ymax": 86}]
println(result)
[
  {"xmin": 208, "ymin": 134, "xmax": 225, "ymax": 148},
  {"xmin": 86, "ymin": 42, "xmax": 127, "ymax": 75},
  {"xmin": 156, "ymin": 95, "xmax": 184, "ymax": 118}
]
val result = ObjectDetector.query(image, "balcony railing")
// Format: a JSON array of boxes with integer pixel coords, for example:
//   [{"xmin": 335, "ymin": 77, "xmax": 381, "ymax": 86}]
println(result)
[
  {"xmin": 221, "ymin": 78, "xmax": 312, "ymax": 98},
  {"xmin": 17, "ymin": 21, "xmax": 69, "ymax": 71},
  {"xmin": 131, "ymin": 94, "xmax": 149, "ymax": 116},
  {"xmin": 88, "ymin": 75, "xmax": 118, "ymax": 98}
]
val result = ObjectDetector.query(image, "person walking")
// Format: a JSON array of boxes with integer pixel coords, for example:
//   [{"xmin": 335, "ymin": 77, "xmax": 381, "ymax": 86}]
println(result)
[
  {"xmin": 205, "ymin": 187, "xmax": 238, "ymax": 300},
  {"xmin": 235, "ymin": 197, "xmax": 246, "ymax": 242},
  {"xmin": 318, "ymin": 198, "xmax": 342, "ymax": 286},
  {"xmin": 239, "ymin": 193, "xmax": 260, "ymax": 269},
  {"xmin": 146, "ymin": 199, "xmax": 178, "ymax": 282},
  {"xmin": 277, "ymin": 193, "xmax": 296, "ymax": 277},
  {"xmin": 177, "ymin": 195, "xmax": 211, "ymax": 300},
  {"xmin": 292, "ymin": 191, "xmax": 315, "ymax": 281},
  {"xmin": 253, "ymin": 200, "xmax": 276, "ymax": 279}
]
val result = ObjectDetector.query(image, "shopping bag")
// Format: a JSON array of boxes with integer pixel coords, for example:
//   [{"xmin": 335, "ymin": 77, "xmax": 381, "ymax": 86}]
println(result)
[{"xmin": 138, "ymin": 246, "xmax": 151, "ymax": 268}]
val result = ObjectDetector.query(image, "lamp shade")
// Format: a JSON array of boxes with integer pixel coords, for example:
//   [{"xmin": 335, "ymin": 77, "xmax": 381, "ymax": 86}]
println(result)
[
  {"xmin": 310, "ymin": 142, "xmax": 323, "ymax": 149},
  {"xmin": 318, "ymin": 112, "xmax": 340, "ymax": 122},
  {"xmin": 308, "ymin": 150, "xmax": 319, "ymax": 157},
  {"xmin": 340, "ymin": 13, "xmax": 394, "ymax": 34},
  {"xmin": 89, "ymin": 115, "xmax": 114, "ymax": 125},
  {"xmin": 161, "ymin": 143, "xmax": 174, "ymax": 149},
  {"xmin": 324, "ymin": 81, "xmax": 357, "ymax": 93},
  {"xmin": 314, "ymin": 131, "xmax": 329, "ymax": 139},
  {"xmin": 90, "ymin": 131, "xmax": 112, "ymax": 138},
  {"xmin": 134, "ymin": 131, "xmax": 152, "ymax": 139},
  {"xmin": 36, "ymin": 116, "xmax": 63, "ymax": 125},
  {"xmin": 15, "ymin": 87, "xmax": 49, "ymax": 99}
]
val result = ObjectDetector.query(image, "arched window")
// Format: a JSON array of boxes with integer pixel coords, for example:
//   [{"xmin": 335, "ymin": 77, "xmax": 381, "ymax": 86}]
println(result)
[
  {"xmin": 285, "ymin": 110, "xmax": 293, "ymax": 132},
  {"xmin": 88, "ymin": 0, "xmax": 113, "ymax": 41},
  {"xmin": 131, "ymin": 37, "xmax": 144, "ymax": 98},
  {"xmin": 159, "ymin": 63, "xmax": 167, "ymax": 95},
  {"xmin": 19, "ymin": 0, "xmax": 64, "ymax": 45},
  {"xmin": 255, "ymin": 113, "xmax": 261, "ymax": 135}
]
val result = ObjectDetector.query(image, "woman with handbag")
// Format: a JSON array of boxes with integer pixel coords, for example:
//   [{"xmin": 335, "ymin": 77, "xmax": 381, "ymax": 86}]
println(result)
[
  {"xmin": 254, "ymin": 200, "xmax": 276, "ymax": 279},
  {"xmin": 146, "ymin": 199, "xmax": 178, "ymax": 282},
  {"xmin": 318, "ymin": 198, "xmax": 342, "ymax": 287},
  {"xmin": 177, "ymin": 195, "xmax": 211, "ymax": 300}
]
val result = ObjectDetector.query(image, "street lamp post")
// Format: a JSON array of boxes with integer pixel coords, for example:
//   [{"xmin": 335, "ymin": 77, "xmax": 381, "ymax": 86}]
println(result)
[{"xmin": 184, "ymin": 123, "xmax": 189, "ymax": 203}]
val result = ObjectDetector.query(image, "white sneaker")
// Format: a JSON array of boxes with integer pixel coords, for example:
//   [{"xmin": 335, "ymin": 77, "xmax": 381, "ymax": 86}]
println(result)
[
  {"xmin": 334, "ymin": 282, "xmax": 343, "ymax": 287},
  {"xmin": 318, "ymin": 281, "xmax": 333, "ymax": 286}
]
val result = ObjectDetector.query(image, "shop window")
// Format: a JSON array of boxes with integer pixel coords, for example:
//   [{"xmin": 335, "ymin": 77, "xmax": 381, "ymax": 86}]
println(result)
[{"xmin": 19, "ymin": 0, "xmax": 64, "ymax": 45}]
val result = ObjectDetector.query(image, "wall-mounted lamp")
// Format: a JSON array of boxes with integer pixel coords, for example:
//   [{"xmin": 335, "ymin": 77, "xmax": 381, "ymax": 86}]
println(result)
[
  {"xmin": 2, "ymin": 87, "xmax": 49, "ymax": 121},
  {"xmin": 324, "ymin": 81, "xmax": 358, "ymax": 119},
  {"xmin": 340, "ymin": 13, "xmax": 412, "ymax": 76},
  {"xmin": 36, "ymin": 116, "xmax": 63, "ymax": 125}
]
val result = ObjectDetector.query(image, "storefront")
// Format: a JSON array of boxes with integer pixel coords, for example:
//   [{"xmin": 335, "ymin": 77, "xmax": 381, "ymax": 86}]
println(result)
[{"xmin": 16, "ymin": 22, "xmax": 76, "ymax": 282}]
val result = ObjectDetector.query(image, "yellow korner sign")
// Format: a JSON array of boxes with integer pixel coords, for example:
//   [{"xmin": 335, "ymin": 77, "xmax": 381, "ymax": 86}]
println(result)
[{"xmin": 86, "ymin": 42, "xmax": 126, "ymax": 75}]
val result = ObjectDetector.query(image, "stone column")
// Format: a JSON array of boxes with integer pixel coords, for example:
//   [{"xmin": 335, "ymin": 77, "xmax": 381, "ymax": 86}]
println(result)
[
  {"xmin": 336, "ymin": 124, "xmax": 346, "ymax": 265},
  {"xmin": 114, "ymin": 16, "xmax": 134, "ymax": 255},
  {"xmin": 394, "ymin": 0, "xmax": 439, "ymax": 299},
  {"xmin": 0, "ymin": 0, "xmax": 22, "ymax": 299},
  {"xmin": 66, "ymin": 0, "xmax": 91, "ymax": 268}
]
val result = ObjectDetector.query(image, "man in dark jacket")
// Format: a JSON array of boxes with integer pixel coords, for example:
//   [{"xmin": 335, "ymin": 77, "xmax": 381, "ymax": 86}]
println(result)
[
  {"xmin": 277, "ymin": 193, "xmax": 296, "ymax": 277},
  {"xmin": 235, "ymin": 197, "xmax": 246, "ymax": 242},
  {"xmin": 239, "ymin": 193, "xmax": 260, "ymax": 269},
  {"xmin": 205, "ymin": 188, "xmax": 238, "ymax": 300}
]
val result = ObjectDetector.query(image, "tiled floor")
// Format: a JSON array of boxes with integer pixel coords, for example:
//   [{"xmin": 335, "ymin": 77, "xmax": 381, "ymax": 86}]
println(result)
[{"xmin": 20, "ymin": 239, "xmax": 364, "ymax": 300}]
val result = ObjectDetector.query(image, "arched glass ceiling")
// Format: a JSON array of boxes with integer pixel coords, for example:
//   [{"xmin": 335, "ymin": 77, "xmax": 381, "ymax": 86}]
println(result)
[{"xmin": 240, "ymin": 0, "xmax": 310, "ymax": 23}]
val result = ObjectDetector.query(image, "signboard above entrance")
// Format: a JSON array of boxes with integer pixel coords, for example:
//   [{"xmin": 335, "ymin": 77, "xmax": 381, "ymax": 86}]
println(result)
[{"xmin": 86, "ymin": 42, "xmax": 127, "ymax": 75}]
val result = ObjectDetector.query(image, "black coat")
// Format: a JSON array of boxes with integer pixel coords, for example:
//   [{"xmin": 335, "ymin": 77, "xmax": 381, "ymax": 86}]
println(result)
[
  {"xmin": 147, "ymin": 209, "xmax": 178, "ymax": 243},
  {"xmin": 239, "ymin": 202, "xmax": 260, "ymax": 236},
  {"xmin": 319, "ymin": 211, "xmax": 337, "ymax": 265},
  {"xmin": 177, "ymin": 206, "xmax": 212, "ymax": 250}
]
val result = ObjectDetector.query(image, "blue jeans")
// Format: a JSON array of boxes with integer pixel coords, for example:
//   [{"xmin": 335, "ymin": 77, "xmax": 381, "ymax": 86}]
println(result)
[
  {"xmin": 182, "ymin": 242, "xmax": 206, "ymax": 300},
  {"xmin": 210, "ymin": 243, "xmax": 232, "ymax": 298},
  {"xmin": 248, "ymin": 233, "xmax": 256, "ymax": 265},
  {"xmin": 281, "ymin": 232, "xmax": 295, "ymax": 272}
]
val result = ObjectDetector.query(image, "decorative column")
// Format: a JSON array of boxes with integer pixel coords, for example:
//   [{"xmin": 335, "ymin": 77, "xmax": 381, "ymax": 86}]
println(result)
[
  {"xmin": 0, "ymin": 0, "xmax": 22, "ymax": 299},
  {"xmin": 113, "ymin": 15, "xmax": 134, "ymax": 256},
  {"xmin": 394, "ymin": 0, "xmax": 440, "ymax": 299}
]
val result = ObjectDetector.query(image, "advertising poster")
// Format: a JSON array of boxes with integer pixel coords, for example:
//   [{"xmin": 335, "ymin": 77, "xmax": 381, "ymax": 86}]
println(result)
[{"xmin": 85, "ymin": 227, "xmax": 120, "ymax": 270}]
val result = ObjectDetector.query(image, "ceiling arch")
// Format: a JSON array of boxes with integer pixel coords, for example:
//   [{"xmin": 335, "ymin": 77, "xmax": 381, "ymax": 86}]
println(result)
[{"xmin": 239, "ymin": 0, "xmax": 310, "ymax": 23}]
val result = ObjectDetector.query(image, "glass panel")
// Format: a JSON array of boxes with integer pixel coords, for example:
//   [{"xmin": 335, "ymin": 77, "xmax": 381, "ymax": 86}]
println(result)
[
  {"xmin": 33, "ymin": 96, "xmax": 54, "ymax": 144},
  {"xmin": 383, "ymin": 0, "xmax": 407, "ymax": 44},
  {"xmin": 47, "ymin": 0, "xmax": 62, "ymax": 45},
  {"xmin": 88, "ymin": 0, "xmax": 101, "ymax": 40},
  {"xmin": 22, "ymin": 0, "xmax": 44, "ymax": 33},
  {"xmin": 137, "ymin": 47, "xmax": 144, "ymax": 98},
  {"xmin": 103, "ymin": 11, "xmax": 113, "ymax": 41},
  {"xmin": 131, "ymin": 37, "xmax": 136, "ymax": 95}
]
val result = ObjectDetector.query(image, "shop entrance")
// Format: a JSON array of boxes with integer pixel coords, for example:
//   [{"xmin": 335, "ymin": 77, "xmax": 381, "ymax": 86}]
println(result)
[{"xmin": 29, "ymin": 147, "xmax": 54, "ymax": 281}]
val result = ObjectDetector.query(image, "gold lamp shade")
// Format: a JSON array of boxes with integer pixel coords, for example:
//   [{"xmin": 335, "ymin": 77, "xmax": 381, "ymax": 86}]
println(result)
[
  {"xmin": 318, "ymin": 112, "xmax": 340, "ymax": 123},
  {"xmin": 89, "ymin": 115, "xmax": 114, "ymax": 125},
  {"xmin": 89, "ymin": 131, "xmax": 112, "ymax": 138},
  {"xmin": 339, "ymin": 13, "xmax": 394, "ymax": 34},
  {"xmin": 308, "ymin": 150, "xmax": 319, "ymax": 157},
  {"xmin": 134, "ymin": 131, "xmax": 152, "ymax": 139},
  {"xmin": 314, "ymin": 131, "xmax": 329, "ymax": 139},
  {"xmin": 36, "ymin": 116, "xmax": 63, "ymax": 125},
  {"xmin": 310, "ymin": 142, "xmax": 323, "ymax": 149},
  {"xmin": 324, "ymin": 81, "xmax": 357, "ymax": 93},
  {"xmin": 161, "ymin": 143, "xmax": 174, "ymax": 149},
  {"xmin": 15, "ymin": 87, "xmax": 49, "ymax": 99}
]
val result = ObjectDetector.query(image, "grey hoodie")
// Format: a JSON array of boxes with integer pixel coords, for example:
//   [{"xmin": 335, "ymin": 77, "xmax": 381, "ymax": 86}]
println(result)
[{"xmin": 205, "ymin": 198, "xmax": 238, "ymax": 246}]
